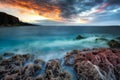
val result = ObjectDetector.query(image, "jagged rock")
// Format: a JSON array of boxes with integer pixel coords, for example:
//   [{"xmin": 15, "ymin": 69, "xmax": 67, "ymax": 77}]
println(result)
[
  {"xmin": 44, "ymin": 59, "xmax": 72, "ymax": 80},
  {"xmin": 0, "ymin": 54, "xmax": 37, "ymax": 80},
  {"xmin": 114, "ymin": 64, "xmax": 120, "ymax": 80},
  {"xmin": 4, "ymin": 73, "xmax": 18, "ymax": 80},
  {"xmin": 74, "ymin": 61, "xmax": 103, "ymax": 80},
  {"xmin": 64, "ymin": 48, "xmax": 120, "ymax": 80},
  {"xmin": 35, "ymin": 75, "xmax": 44, "ymax": 80},
  {"xmin": 34, "ymin": 59, "xmax": 45, "ymax": 65},
  {"xmin": 74, "ymin": 35, "xmax": 84, "ymax": 40},
  {"xmin": 23, "ymin": 64, "xmax": 41, "ymax": 77},
  {"xmin": 108, "ymin": 40, "xmax": 120, "ymax": 48},
  {"xmin": 0, "ymin": 48, "xmax": 119, "ymax": 80},
  {"xmin": 0, "ymin": 54, "xmax": 72, "ymax": 80}
]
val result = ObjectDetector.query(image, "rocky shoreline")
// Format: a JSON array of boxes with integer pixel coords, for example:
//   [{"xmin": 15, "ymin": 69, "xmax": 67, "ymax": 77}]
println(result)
[
  {"xmin": 0, "ymin": 48, "xmax": 120, "ymax": 80},
  {"xmin": 64, "ymin": 48, "xmax": 120, "ymax": 80}
]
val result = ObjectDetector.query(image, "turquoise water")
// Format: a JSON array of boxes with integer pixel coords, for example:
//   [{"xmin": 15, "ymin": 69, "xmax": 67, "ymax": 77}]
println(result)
[{"xmin": 0, "ymin": 26, "xmax": 120, "ymax": 61}]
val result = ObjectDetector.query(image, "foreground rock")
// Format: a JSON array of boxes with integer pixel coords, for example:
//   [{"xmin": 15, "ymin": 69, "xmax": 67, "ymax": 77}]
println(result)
[
  {"xmin": 35, "ymin": 59, "xmax": 72, "ymax": 80},
  {"xmin": 0, "ymin": 48, "xmax": 120, "ymax": 80},
  {"xmin": 0, "ymin": 54, "xmax": 72, "ymax": 80},
  {"xmin": 64, "ymin": 48, "xmax": 120, "ymax": 80}
]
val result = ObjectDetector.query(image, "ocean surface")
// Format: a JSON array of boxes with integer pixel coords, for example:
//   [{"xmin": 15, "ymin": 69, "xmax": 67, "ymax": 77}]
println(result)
[{"xmin": 0, "ymin": 26, "xmax": 120, "ymax": 61}]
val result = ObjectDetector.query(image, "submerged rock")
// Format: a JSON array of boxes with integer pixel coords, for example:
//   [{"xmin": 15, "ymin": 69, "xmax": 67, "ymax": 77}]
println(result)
[
  {"xmin": 108, "ymin": 40, "xmax": 120, "ymax": 48},
  {"xmin": 95, "ymin": 37, "xmax": 109, "ymax": 42}
]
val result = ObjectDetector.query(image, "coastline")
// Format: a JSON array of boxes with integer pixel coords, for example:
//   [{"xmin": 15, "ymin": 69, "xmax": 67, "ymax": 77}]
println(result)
[
  {"xmin": 0, "ymin": 48, "xmax": 120, "ymax": 80},
  {"xmin": 0, "ymin": 12, "xmax": 120, "ymax": 80}
]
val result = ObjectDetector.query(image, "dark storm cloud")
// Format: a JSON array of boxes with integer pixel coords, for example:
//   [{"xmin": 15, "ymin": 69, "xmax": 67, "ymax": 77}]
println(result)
[
  {"xmin": 0, "ymin": 0, "xmax": 120, "ymax": 20},
  {"xmin": 109, "ymin": 0, "xmax": 120, "ymax": 4},
  {"xmin": 58, "ymin": 0, "xmax": 99, "ymax": 17},
  {"xmin": 58, "ymin": 0, "xmax": 120, "ymax": 18}
]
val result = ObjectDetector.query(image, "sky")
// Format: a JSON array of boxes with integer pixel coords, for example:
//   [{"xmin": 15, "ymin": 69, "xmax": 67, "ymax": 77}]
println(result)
[{"xmin": 0, "ymin": 0, "xmax": 120, "ymax": 26}]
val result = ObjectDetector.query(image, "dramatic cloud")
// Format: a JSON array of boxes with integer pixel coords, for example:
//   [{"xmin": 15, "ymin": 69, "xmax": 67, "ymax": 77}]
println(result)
[
  {"xmin": 0, "ymin": 0, "xmax": 120, "ymax": 24},
  {"xmin": 0, "ymin": 0, "xmax": 62, "ymax": 21}
]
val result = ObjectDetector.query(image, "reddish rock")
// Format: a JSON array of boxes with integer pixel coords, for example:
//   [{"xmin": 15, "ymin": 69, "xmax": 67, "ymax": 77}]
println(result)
[
  {"xmin": 23, "ymin": 64, "xmax": 41, "ymax": 77},
  {"xmin": 0, "ymin": 54, "xmax": 40, "ymax": 80},
  {"xmin": 64, "ymin": 48, "xmax": 120, "ymax": 80},
  {"xmin": 0, "ymin": 54, "xmax": 72, "ymax": 80},
  {"xmin": 0, "ymin": 48, "xmax": 119, "ymax": 80},
  {"xmin": 44, "ymin": 59, "xmax": 72, "ymax": 80}
]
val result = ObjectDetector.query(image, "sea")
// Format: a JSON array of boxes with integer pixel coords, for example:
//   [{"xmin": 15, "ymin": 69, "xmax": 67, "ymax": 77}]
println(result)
[{"xmin": 0, "ymin": 26, "xmax": 120, "ymax": 61}]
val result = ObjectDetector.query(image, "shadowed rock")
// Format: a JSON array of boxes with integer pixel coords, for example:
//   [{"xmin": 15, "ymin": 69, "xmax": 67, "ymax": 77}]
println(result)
[
  {"xmin": 3, "ymin": 52, "xmax": 14, "ymax": 57},
  {"xmin": 0, "ymin": 54, "xmax": 72, "ymax": 80},
  {"xmin": 116, "ymin": 37, "xmax": 120, "ymax": 40},
  {"xmin": 95, "ymin": 37, "xmax": 109, "ymax": 42},
  {"xmin": 0, "ymin": 48, "xmax": 120, "ymax": 80},
  {"xmin": 74, "ymin": 35, "xmax": 85, "ymax": 40},
  {"xmin": 43, "ymin": 59, "xmax": 72, "ymax": 80},
  {"xmin": 108, "ymin": 40, "xmax": 120, "ymax": 48}
]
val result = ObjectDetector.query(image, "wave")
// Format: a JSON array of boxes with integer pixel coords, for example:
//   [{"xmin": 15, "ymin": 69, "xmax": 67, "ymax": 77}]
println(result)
[{"xmin": 0, "ymin": 35, "xmax": 111, "ymax": 61}]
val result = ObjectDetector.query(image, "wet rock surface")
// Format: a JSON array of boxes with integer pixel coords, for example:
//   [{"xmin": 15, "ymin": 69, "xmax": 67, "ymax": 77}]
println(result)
[
  {"xmin": 108, "ymin": 40, "xmax": 120, "ymax": 48},
  {"xmin": 64, "ymin": 48, "xmax": 120, "ymax": 80},
  {"xmin": 95, "ymin": 37, "xmax": 109, "ymax": 42},
  {"xmin": 0, "ymin": 54, "xmax": 72, "ymax": 80},
  {"xmin": 115, "ymin": 37, "xmax": 120, "ymax": 41},
  {"xmin": 43, "ymin": 59, "xmax": 72, "ymax": 80},
  {"xmin": 74, "ymin": 35, "xmax": 85, "ymax": 40},
  {"xmin": 0, "ymin": 48, "xmax": 120, "ymax": 80}
]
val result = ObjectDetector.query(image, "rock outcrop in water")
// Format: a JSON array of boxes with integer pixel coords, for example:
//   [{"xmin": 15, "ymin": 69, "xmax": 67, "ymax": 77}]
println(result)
[
  {"xmin": 116, "ymin": 37, "xmax": 120, "ymax": 41},
  {"xmin": 64, "ymin": 48, "xmax": 120, "ymax": 80},
  {"xmin": 108, "ymin": 40, "xmax": 120, "ymax": 48},
  {"xmin": 0, "ymin": 12, "xmax": 36, "ymax": 27},
  {"xmin": 0, "ymin": 48, "xmax": 120, "ymax": 80},
  {"xmin": 74, "ymin": 35, "xmax": 85, "ymax": 40}
]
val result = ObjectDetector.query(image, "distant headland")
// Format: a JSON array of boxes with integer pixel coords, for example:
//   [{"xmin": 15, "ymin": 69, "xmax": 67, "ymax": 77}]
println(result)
[{"xmin": 0, "ymin": 12, "xmax": 36, "ymax": 27}]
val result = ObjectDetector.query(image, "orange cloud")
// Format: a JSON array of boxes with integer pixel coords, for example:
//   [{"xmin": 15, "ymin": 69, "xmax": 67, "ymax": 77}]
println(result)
[{"xmin": 0, "ymin": 0, "xmax": 63, "ymax": 21}]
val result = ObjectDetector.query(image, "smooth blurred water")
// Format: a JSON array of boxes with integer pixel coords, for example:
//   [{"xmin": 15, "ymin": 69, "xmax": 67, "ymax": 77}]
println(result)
[{"xmin": 0, "ymin": 26, "xmax": 120, "ymax": 61}]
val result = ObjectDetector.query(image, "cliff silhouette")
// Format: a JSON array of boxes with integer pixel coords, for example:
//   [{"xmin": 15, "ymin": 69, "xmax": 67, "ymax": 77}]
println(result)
[{"xmin": 0, "ymin": 12, "xmax": 35, "ymax": 26}]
